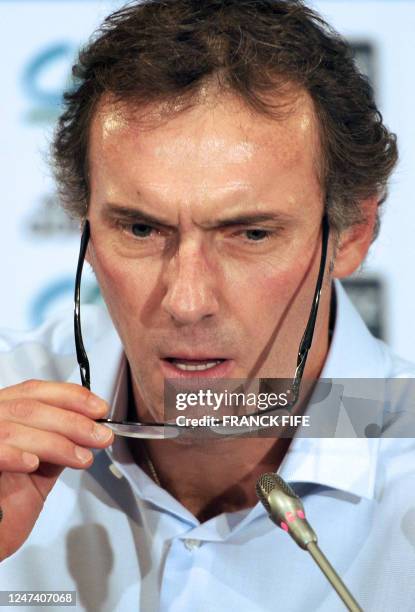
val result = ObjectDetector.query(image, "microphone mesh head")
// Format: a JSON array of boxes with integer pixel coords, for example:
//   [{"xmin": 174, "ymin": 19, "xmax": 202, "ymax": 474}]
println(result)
[
  {"xmin": 255, "ymin": 473, "xmax": 275, "ymax": 513},
  {"xmin": 256, "ymin": 472, "xmax": 298, "ymax": 505},
  {"xmin": 272, "ymin": 473, "xmax": 298, "ymax": 498}
]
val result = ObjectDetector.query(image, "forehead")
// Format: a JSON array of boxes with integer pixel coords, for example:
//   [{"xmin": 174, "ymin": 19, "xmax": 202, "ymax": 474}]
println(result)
[{"xmin": 88, "ymin": 89, "xmax": 322, "ymax": 206}]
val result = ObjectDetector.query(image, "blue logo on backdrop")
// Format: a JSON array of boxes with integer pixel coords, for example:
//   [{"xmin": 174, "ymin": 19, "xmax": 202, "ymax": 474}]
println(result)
[
  {"xmin": 29, "ymin": 278, "xmax": 102, "ymax": 327},
  {"xmin": 22, "ymin": 43, "xmax": 76, "ymax": 123}
]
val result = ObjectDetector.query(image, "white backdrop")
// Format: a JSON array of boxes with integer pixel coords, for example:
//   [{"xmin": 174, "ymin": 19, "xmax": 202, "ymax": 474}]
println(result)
[{"xmin": 1, "ymin": 1, "xmax": 414, "ymax": 359}]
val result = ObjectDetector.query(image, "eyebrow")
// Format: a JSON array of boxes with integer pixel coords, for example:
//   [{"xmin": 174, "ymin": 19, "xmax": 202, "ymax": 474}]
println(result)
[
  {"xmin": 101, "ymin": 203, "xmax": 293, "ymax": 229},
  {"xmin": 102, "ymin": 203, "xmax": 175, "ymax": 228}
]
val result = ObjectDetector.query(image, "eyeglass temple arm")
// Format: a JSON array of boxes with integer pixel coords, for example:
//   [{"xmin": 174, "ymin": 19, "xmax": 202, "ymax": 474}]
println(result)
[
  {"xmin": 74, "ymin": 220, "xmax": 91, "ymax": 390},
  {"xmin": 293, "ymin": 214, "xmax": 330, "ymax": 389}
]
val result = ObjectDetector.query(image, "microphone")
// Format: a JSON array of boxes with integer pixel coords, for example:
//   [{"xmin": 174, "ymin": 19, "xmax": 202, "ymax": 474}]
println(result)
[{"xmin": 256, "ymin": 473, "xmax": 363, "ymax": 612}]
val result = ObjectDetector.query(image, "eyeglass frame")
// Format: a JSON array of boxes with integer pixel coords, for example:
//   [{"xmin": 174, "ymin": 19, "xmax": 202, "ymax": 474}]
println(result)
[{"xmin": 74, "ymin": 213, "xmax": 330, "ymax": 437}]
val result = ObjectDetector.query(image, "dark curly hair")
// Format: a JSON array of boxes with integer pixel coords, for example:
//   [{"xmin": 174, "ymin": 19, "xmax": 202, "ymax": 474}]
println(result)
[{"xmin": 52, "ymin": 0, "xmax": 397, "ymax": 235}]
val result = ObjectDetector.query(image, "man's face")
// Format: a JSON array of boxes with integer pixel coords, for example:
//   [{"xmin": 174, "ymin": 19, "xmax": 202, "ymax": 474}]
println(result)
[{"xmin": 87, "ymin": 90, "xmax": 332, "ymax": 420}]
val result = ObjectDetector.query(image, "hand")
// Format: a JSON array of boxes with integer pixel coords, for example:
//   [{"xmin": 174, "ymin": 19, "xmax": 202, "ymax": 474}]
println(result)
[{"xmin": 0, "ymin": 379, "xmax": 114, "ymax": 561}]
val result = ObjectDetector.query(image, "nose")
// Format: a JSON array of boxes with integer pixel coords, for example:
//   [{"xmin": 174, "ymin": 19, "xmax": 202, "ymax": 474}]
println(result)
[{"xmin": 161, "ymin": 240, "xmax": 220, "ymax": 325}]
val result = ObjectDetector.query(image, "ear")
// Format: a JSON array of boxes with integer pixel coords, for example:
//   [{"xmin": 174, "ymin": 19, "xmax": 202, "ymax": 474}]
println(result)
[
  {"xmin": 83, "ymin": 223, "xmax": 93, "ymax": 267},
  {"xmin": 85, "ymin": 245, "xmax": 97, "ymax": 274},
  {"xmin": 331, "ymin": 197, "xmax": 378, "ymax": 279}
]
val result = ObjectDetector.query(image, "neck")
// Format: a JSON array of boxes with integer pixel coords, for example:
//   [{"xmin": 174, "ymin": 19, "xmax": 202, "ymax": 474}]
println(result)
[
  {"xmin": 125, "ymin": 372, "xmax": 297, "ymax": 521},
  {"xmin": 128, "ymin": 434, "xmax": 292, "ymax": 522}
]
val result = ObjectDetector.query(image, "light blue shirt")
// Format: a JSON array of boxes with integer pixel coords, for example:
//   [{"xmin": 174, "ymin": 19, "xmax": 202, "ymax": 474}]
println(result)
[{"xmin": 1, "ymin": 282, "xmax": 415, "ymax": 611}]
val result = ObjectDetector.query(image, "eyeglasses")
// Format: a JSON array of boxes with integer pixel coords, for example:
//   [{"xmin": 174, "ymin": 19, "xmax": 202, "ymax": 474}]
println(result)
[{"xmin": 74, "ymin": 215, "xmax": 329, "ymax": 438}]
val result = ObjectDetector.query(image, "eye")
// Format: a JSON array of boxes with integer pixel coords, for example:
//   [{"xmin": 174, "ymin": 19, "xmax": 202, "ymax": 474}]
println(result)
[
  {"xmin": 244, "ymin": 229, "xmax": 270, "ymax": 241},
  {"xmin": 131, "ymin": 223, "xmax": 154, "ymax": 238}
]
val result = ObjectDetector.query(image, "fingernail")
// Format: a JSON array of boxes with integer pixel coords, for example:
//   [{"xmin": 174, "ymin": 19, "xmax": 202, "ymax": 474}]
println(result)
[
  {"xmin": 22, "ymin": 452, "xmax": 39, "ymax": 468},
  {"xmin": 75, "ymin": 446, "xmax": 93, "ymax": 463},
  {"xmin": 93, "ymin": 423, "xmax": 113, "ymax": 442},
  {"xmin": 88, "ymin": 394, "xmax": 108, "ymax": 413}
]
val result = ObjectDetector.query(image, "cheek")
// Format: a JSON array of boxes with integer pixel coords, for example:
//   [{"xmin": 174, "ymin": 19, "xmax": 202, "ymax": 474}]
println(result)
[
  {"xmin": 222, "ymin": 261, "xmax": 295, "ymax": 324},
  {"xmin": 254, "ymin": 267, "xmax": 293, "ymax": 301},
  {"xmin": 92, "ymin": 248, "xmax": 159, "ymax": 324},
  {"xmin": 220, "ymin": 250, "xmax": 319, "ymax": 337}
]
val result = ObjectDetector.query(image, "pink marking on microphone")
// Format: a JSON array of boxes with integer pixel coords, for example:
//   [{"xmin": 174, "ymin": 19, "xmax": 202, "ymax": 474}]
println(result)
[
  {"xmin": 296, "ymin": 510, "xmax": 305, "ymax": 519},
  {"xmin": 280, "ymin": 521, "xmax": 289, "ymax": 532}
]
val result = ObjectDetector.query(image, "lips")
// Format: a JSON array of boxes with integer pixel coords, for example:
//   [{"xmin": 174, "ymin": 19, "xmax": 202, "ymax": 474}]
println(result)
[
  {"xmin": 160, "ymin": 356, "xmax": 234, "ymax": 378},
  {"xmin": 166, "ymin": 358, "xmax": 224, "ymax": 371}
]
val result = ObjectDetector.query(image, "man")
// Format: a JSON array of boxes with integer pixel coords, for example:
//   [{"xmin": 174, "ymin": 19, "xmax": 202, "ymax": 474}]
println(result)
[{"xmin": 1, "ymin": 1, "xmax": 414, "ymax": 610}]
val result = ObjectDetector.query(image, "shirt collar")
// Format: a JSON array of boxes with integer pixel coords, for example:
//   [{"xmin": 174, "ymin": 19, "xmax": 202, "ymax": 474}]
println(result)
[
  {"xmin": 66, "ymin": 280, "xmax": 386, "ymax": 502},
  {"xmin": 323, "ymin": 280, "xmax": 390, "ymax": 380},
  {"xmin": 279, "ymin": 280, "xmax": 387, "ymax": 500}
]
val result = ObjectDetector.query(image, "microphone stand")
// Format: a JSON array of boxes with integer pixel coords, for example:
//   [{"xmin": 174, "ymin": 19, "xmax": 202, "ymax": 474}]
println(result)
[
  {"xmin": 306, "ymin": 542, "xmax": 362, "ymax": 612},
  {"xmin": 256, "ymin": 472, "xmax": 364, "ymax": 612}
]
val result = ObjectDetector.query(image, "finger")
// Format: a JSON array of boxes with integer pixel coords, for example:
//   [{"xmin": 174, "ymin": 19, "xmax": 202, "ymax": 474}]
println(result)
[
  {"xmin": 0, "ymin": 422, "xmax": 97, "ymax": 469},
  {"xmin": 0, "ymin": 399, "xmax": 114, "ymax": 448},
  {"xmin": 0, "ymin": 380, "xmax": 109, "ymax": 418},
  {"xmin": 0, "ymin": 443, "xmax": 40, "ymax": 473}
]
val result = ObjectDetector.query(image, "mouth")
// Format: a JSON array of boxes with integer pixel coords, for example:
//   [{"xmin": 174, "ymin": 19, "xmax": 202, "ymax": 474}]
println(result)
[{"xmin": 160, "ymin": 357, "xmax": 234, "ymax": 378}]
